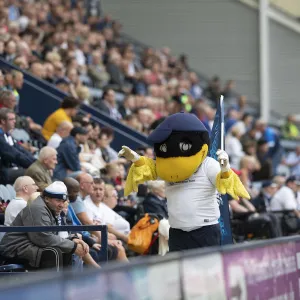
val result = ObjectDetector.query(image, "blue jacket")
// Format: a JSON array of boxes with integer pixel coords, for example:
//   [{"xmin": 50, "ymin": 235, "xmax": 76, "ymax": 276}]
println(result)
[
  {"xmin": 54, "ymin": 136, "xmax": 81, "ymax": 180},
  {"xmin": 0, "ymin": 129, "xmax": 35, "ymax": 169}
]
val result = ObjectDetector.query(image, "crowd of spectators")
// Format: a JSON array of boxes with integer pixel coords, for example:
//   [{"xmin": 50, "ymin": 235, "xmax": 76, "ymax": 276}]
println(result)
[{"xmin": 0, "ymin": 0, "xmax": 299, "ymax": 270}]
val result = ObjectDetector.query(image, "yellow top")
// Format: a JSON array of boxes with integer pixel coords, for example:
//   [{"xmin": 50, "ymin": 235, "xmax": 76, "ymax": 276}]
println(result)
[{"xmin": 42, "ymin": 108, "xmax": 71, "ymax": 141}]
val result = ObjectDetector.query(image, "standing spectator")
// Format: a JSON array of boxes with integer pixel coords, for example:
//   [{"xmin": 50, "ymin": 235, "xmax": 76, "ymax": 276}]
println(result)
[
  {"xmin": 25, "ymin": 146, "xmax": 58, "ymax": 191},
  {"xmin": 5, "ymin": 176, "xmax": 38, "ymax": 226},
  {"xmin": 281, "ymin": 115, "xmax": 299, "ymax": 140},
  {"xmin": 54, "ymin": 127, "xmax": 88, "ymax": 180},
  {"xmin": 255, "ymin": 119, "xmax": 282, "ymax": 174},
  {"xmin": 42, "ymin": 96, "xmax": 80, "ymax": 141},
  {"xmin": 225, "ymin": 126, "xmax": 245, "ymax": 170},
  {"xmin": 204, "ymin": 76, "xmax": 221, "ymax": 107},
  {"xmin": 253, "ymin": 139, "xmax": 273, "ymax": 181},
  {"xmin": 47, "ymin": 121, "xmax": 73, "ymax": 149}
]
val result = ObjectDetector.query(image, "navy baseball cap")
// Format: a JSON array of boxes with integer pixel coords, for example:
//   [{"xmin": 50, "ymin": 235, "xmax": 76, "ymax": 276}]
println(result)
[
  {"xmin": 262, "ymin": 180, "xmax": 277, "ymax": 189},
  {"xmin": 148, "ymin": 112, "xmax": 208, "ymax": 143},
  {"xmin": 286, "ymin": 175, "xmax": 300, "ymax": 185}
]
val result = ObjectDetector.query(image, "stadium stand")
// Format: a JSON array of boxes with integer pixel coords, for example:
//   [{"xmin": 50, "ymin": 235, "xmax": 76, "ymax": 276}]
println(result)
[{"xmin": 0, "ymin": 0, "xmax": 299, "ymax": 272}]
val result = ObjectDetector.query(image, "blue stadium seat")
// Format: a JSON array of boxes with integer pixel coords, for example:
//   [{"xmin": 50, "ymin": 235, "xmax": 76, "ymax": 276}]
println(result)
[
  {"xmin": 6, "ymin": 185, "xmax": 16, "ymax": 200},
  {"xmin": 0, "ymin": 186, "xmax": 11, "ymax": 202},
  {"xmin": 0, "ymin": 264, "xmax": 25, "ymax": 272}
]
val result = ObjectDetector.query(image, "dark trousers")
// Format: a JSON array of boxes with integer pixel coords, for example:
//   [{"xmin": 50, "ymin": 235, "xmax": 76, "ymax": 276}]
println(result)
[
  {"xmin": 169, "ymin": 224, "xmax": 221, "ymax": 252},
  {"xmin": 1, "ymin": 247, "xmax": 73, "ymax": 271},
  {"xmin": 39, "ymin": 247, "xmax": 73, "ymax": 271}
]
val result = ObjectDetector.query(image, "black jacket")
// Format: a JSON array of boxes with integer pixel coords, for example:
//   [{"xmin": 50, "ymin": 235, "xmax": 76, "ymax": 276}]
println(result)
[
  {"xmin": 143, "ymin": 193, "xmax": 168, "ymax": 219},
  {"xmin": 0, "ymin": 131, "xmax": 35, "ymax": 169}
]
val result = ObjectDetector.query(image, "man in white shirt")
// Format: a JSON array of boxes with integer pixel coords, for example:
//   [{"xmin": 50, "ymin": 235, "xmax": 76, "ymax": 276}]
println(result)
[
  {"xmin": 84, "ymin": 178, "xmax": 129, "ymax": 242},
  {"xmin": 5, "ymin": 176, "xmax": 38, "ymax": 226},
  {"xmin": 47, "ymin": 121, "xmax": 73, "ymax": 149},
  {"xmin": 284, "ymin": 146, "xmax": 300, "ymax": 177},
  {"xmin": 270, "ymin": 176, "xmax": 300, "ymax": 214}
]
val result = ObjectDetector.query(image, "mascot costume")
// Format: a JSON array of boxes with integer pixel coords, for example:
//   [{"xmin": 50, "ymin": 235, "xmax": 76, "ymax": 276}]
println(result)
[{"xmin": 119, "ymin": 112, "xmax": 250, "ymax": 252}]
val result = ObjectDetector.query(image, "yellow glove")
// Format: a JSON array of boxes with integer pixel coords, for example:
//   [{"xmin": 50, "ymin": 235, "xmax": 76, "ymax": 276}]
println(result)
[{"xmin": 118, "ymin": 146, "xmax": 140, "ymax": 162}]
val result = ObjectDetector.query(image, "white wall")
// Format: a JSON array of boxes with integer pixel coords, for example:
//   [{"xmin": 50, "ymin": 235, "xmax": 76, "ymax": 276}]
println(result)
[
  {"xmin": 103, "ymin": 0, "xmax": 260, "ymax": 106},
  {"xmin": 269, "ymin": 19, "xmax": 300, "ymax": 115}
]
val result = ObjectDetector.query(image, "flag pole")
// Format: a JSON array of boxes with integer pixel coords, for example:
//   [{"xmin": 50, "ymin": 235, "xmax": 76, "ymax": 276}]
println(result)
[{"xmin": 220, "ymin": 95, "xmax": 225, "ymax": 166}]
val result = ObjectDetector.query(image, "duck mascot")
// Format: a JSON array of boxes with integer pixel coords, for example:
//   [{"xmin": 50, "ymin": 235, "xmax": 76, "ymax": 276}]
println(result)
[{"xmin": 118, "ymin": 112, "xmax": 250, "ymax": 252}]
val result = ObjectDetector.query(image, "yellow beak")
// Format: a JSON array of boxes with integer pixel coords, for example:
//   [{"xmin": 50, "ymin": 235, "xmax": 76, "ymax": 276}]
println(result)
[{"xmin": 156, "ymin": 144, "xmax": 208, "ymax": 182}]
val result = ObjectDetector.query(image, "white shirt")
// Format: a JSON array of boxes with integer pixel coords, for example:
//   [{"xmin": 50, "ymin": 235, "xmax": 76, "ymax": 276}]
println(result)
[
  {"xmin": 165, "ymin": 157, "xmax": 221, "ymax": 231},
  {"xmin": 84, "ymin": 198, "xmax": 130, "ymax": 235},
  {"xmin": 225, "ymin": 134, "xmax": 245, "ymax": 170},
  {"xmin": 270, "ymin": 186, "xmax": 297, "ymax": 211},
  {"xmin": 5, "ymin": 197, "xmax": 27, "ymax": 226},
  {"xmin": 47, "ymin": 133, "xmax": 62, "ymax": 149},
  {"xmin": 285, "ymin": 152, "xmax": 300, "ymax": 176}
]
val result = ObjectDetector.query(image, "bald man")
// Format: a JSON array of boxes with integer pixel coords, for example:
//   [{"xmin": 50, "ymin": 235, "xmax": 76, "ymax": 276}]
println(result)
[
  {"xmin": 47, "ymin": 121, "xmax": 74, "ymax": 149},
  {"xmin": 5, "ymin": 176, "xmax": 38, "ymax": 226},
  {"xmin": 25, "ymin": 146, "xmax": 57, "ymax": 191}
]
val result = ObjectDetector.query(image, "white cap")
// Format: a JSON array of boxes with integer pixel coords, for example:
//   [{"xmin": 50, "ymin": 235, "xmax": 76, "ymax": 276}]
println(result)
[{"xmin": 44, "ymin": 181, "xmax": 68, "ymax": 201}]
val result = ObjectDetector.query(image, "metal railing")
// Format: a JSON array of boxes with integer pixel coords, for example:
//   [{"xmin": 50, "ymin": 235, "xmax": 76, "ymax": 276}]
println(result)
[
  {"xmin": 0, "ymin": 225, "xmax": 108, "ymax": 266},
  {"xmin": 0, "ymin": 233, "xmax": 300, "ymax": 299}
]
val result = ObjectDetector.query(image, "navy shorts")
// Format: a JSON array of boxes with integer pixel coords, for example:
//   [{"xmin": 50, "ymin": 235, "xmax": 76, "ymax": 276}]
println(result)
[{"xmin": 169, "ymin": 224, "xmax": 221, "ymax": 252}]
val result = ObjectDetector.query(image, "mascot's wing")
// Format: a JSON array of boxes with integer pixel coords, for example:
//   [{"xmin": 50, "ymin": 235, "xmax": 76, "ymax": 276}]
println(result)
[
  {"xmin": 215, "ymin": 170, "xmax": 250, "ymax": 200},
  {"xmin": 124, "ymin": 156, "xmax": 157, "ymax": 196}
]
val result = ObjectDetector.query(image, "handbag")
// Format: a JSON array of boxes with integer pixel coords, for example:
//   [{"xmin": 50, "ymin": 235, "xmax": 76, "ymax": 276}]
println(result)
[
  {"xmin": 128, "ymin": 213, "xmax": 159, "ymax": 254},
  {"xmin": 282, "ymin": 212, "xmax": 299, "ymax": 233}
]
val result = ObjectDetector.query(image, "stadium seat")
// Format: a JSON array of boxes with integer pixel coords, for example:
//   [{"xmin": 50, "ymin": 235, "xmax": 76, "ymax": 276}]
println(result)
[
  {"xmin": 0, "ymin": 186, "xmax": 11, "ymax": 202},
  {"xmin": 0, "ymin": 264, "xmax": 25, "ymax": 273},
  {"xmin": 6, "ymin": 185, "xmax": 16, "ymax": 199}
]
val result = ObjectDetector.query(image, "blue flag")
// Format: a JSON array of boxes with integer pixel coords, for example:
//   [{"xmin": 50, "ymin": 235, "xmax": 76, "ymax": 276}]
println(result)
[{"xmin": 208, "ymin": 100, "xmax": 233, "ymax": 245}]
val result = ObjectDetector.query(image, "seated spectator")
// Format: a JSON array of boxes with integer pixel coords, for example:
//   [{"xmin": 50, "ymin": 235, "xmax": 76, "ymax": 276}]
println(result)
[
  {"xmin": 4, "ymin": 176, "xmax": 38, "ymax": 226},
  {"xmin": 64, "ymin": 177, "xmax": 127, "ymax": 263},
  {"xmin": 25, "ymin": 146, "xmax": 57, "ymax": 191},
  {"xmin": 93, "ymin": 89, "xmax": 122, "ymax": 121},
  {"xmin": 54, "ymin": 126, "xmax": 88, "ymax": 180},
  {"xmin": 85, "ymin": 179, "xmax": 130, "ymax": 240},
  {"xmin": 0, "ymin": 90, "xmax": 16, "ymax": 110},
  {"xmin": 270, "ymin": 176, "xmax": 300, "ymax": 233},
  {"xmin": 100, "ymin": 127, "xmax": 120, "ymax": 162},
  {"xmin": 0, "ymin": 108, "xmax": 35, "ymax": 184},
  {"xmin": 42, "ymin": 96, "xmax": 80, "ymax": 141},
  {"xmin": 252, "ymin": 181, "xmax": 278, "ymax": 213},
  {"xmin": 143, "ymin": 181, "xmax": 168, "ymax": 219},
  {"xmin": 70, "ymin": 175, "xmax": 128, "ymax": 260},
  {"xmin": 7, "ymin": 70, "xmax": 23, "ymax": 109},
  {"xmin": 0, "ymin": 182, "xmax": 89, "ymax": 270},
  {"xmin": 283, "ymin": 146, "xmax": 300, "ymax": 177},
  {"xmin": 47, "ymin": 121, "xmax": 73, "ymax": 149},
  {"xmin": 270, "ymin": 176, "xmax": 300, "ymax": 213},
  {"xmin": 87, "ymin": 50, "xmax": 110, "ymax": 88},
  {"xmin": 95, "ymin": 131, "xmax": 110, "ymax": 164}
]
